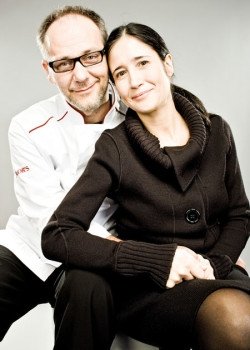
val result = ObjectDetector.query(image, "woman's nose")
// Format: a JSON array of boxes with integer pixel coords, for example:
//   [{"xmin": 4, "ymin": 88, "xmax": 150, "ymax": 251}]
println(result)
[{"xmin": 129, "ymin": 70, "xmax": 143, "ymax": 88}]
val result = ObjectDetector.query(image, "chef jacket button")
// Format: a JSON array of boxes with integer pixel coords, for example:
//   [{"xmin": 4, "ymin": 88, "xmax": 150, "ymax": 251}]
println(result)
[{"xmin": 185, "ymin": 208, "xmax": 200, "ymax": 224}]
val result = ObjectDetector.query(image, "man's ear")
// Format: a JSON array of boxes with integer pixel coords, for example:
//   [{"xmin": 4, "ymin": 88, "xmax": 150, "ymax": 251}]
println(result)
[
  {"xmin": 164, "ymin": 54, "xmax": 174, "ymax": 77},
  {"xmin": 42, "ymin": 59, "xmax": 56, "ymax": 84}
]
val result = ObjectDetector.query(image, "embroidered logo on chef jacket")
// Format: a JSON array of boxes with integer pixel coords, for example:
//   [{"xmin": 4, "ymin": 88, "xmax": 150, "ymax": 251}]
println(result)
[{"xmin": 15, "ymin": 166, "xmax": 30, "ymax": 176}]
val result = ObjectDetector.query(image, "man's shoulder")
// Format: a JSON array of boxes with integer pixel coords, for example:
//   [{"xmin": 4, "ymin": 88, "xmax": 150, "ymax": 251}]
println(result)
[
  {"xmin": 102, "ymin": 121, "xmax": 127, "ymax": 145},
  {"xmin": 10, "ymin": 94, "xmax": 67, "ymax": 132},
  {"xmin": 105, "ymin": 120, "xmax": 126, "ymax": 134}
]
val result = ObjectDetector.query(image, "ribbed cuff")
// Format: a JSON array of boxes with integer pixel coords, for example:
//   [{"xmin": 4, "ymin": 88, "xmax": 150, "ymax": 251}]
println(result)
[
  {"xmin": 115, "ymin": 240, "xmax": 177, "ymax": 289},
  {"xmin": 207, "ymin": 254, "xmax": 233, "ymax": 279}
]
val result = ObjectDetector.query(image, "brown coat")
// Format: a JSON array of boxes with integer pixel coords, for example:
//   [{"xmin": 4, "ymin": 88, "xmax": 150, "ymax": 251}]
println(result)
[{"xmin": 42, "ymin": 93, "xmax": 249, "ymax": 289}]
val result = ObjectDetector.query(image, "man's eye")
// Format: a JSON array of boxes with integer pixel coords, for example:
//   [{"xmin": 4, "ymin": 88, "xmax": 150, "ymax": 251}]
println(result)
[
  {"xmin": 86, "ymin": 53, "xmax": 99, "ymax": 61},
  {"xmin": 55, "ymin": 60, "xmax": 72, "ymax": 69}
]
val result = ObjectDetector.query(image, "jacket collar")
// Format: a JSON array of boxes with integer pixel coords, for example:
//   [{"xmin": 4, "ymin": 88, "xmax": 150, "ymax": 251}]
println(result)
[{"xmin": 125, "ymin": 92, "xmax": 208, "ymax": 192}]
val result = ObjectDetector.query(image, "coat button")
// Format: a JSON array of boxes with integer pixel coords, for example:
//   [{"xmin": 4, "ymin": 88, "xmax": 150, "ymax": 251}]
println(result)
[{"xmin": 185, "ymin": 209, "xmax": 200, "ymax": 224}]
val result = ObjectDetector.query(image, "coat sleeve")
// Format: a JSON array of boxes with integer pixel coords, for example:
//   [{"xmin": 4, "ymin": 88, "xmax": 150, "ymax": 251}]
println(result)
[
  {"xmin": 9, "ymin": 118, "xmax": 67, "ymax": 232},
  {"xmin": 42, "ymin": 132, "xmax": 177, "ymax": 289},
  {"xmin": 205, "ymin": 120, "xmax": 250, "ymax": 278},
  {"xmin": 8, "ymin": 118, "xmax": 111, "ymax": 237}
]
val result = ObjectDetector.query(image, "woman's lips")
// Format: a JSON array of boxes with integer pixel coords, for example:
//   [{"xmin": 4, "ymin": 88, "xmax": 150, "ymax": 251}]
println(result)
[{"xmin": 132, "ymin": 88, "xmax": 153, "ymax": 100}]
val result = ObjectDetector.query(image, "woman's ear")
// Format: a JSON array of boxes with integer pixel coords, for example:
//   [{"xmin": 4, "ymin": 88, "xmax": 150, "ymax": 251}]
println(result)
[
  {"xmin": 164, "ymin": 54, "xmax": 174, "ymax": 77},
  {"xmin": 42, "ymin": 59, "xmax": 56, "ymax": 84}
]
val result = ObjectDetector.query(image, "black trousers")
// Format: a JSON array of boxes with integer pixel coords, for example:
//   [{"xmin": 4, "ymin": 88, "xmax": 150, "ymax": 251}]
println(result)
[
  {"xmin": 0, "ymin": 245, "xmax": 115, "ymax": 350},
  {"xmin": 4, "ymin": 243, "xmax": 247, "ymax": 350}
]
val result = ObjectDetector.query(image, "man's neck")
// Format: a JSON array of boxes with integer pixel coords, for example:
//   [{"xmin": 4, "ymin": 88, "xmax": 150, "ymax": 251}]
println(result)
[{"xmin": 83, "ymin": 98, "xmax": 111, "ymax": 124}]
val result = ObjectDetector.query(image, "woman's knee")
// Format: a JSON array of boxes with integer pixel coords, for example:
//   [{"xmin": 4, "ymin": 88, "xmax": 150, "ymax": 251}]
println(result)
[{"xmin": 194, "ymin": 288, "xmax": 250, "ymax": 349}]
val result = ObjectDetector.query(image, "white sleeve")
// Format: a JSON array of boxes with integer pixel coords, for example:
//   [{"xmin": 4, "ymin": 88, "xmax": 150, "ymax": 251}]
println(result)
[
  {"xmin": 9, "ymin": 118, "xmax": 68, "ymax": 232},
  {"xmin": 9, "ymin": 118, "xmax": 113, "ymax": 237}
]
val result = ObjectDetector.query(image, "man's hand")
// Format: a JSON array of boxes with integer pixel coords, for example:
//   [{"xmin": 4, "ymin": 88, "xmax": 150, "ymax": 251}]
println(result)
[
  {"xmin": 236, "ymin": 257, "xmax": 247, "ymax": 269},
  {"xmin": 106, "ymin": 234, "xmax": 121, "ymax": 242}
]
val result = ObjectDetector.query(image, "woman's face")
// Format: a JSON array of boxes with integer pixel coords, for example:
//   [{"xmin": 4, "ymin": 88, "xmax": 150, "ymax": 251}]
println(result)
[{"xmin": 108, "ymin": 34, "xmax": 174, "ymax": 116}]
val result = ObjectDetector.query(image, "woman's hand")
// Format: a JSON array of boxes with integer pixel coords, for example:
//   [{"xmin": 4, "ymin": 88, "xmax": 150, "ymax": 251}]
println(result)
[
  {"xmin": 196, "ymin": 254, "xmax": 215, "ymax": 280},
  {"xmin": 166, "ymin": 246, "xmax": 215, "ymax": 288}
]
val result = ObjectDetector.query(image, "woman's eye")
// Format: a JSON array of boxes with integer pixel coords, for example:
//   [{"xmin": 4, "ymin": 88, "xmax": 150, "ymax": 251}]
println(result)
[
  {"xmin": 139, "ymin": 60, "xmax": 149, "ymax": 67},
  {"xmin": 116, "ymin": 70, "xmax": 126, "ymax": 79}
]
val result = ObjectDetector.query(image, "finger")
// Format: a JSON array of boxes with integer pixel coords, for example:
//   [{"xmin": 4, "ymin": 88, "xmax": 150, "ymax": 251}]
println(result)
[
  {"xmin": 203, "ymin": 267, "xmax": 215, "ymax": 280},
  {"xmin": 197, "ymin": 254, "xmax": 204, "ymax": 262},
  {"xmin": 177, "ymin": 267, "xmax": 195, "ymax": 281},
  {"xmin": 168, "ymin": 271, "xmax": 183, "ymax": 284},
  {"xmin": 190, "ymin": 263, "xmax": 206, "ymax": 279},
  {"xmin": 197, "ymin": 256, "xmax": 213, "ymax": 274},
  {"xmin": 197, "ymin": 255, "xmax": 209, "ymax": 267},
  {"xmin": 166, "ymin": 279, "xmax": 176, "ymax": 288},
  {"xmin": 182, "ymin": 272, "xmax": 194, "ymax": 281}
]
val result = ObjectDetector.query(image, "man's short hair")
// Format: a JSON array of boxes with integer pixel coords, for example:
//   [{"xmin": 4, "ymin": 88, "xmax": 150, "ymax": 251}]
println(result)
[{"xmin": 37, "ymin": 5, "xmax": 108, "ymax": 58}]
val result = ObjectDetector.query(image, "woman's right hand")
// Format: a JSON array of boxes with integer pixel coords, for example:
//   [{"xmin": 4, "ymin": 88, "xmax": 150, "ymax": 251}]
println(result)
[{"xmin": 166, "ymin": 246, "xmax": 215, "ymax": 288}]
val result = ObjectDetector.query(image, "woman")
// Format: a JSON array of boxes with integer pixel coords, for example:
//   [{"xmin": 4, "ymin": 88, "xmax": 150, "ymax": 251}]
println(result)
[{"xmin": 42, "ymin": 23, "xmax": 250, "ymax": 349}]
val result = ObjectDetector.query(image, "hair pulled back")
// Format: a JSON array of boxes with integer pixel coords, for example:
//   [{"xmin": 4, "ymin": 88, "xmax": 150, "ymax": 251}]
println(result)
[{"xmin": 105, "ymin": 22, "xmax": 209, "ymax": 120}]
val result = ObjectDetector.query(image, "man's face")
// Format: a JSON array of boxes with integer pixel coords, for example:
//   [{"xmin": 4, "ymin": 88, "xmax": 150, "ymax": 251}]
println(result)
[{"xmin": 43, "ymin": 15, "xmax": 109, "ymax": 116}]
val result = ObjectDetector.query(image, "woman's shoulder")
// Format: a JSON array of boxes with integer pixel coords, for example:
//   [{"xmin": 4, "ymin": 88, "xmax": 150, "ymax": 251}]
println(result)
[
  {"xmin": 103, "ymin": 120, "xmax": 127, "ymax": 140},
  {"xmin": 95, "ymin": 121, "xmax": 127, "ymax": 149},
  {"xmin": 208, "ymin": 113, "xmax": 233, "ymax": 146},
  {"xmin": 209, "ymin": 113, "xmax": 231, "ymax": 126},
  {"xmin": 209, "ymin": 113, "xmax": 231, "ymax": 131}
]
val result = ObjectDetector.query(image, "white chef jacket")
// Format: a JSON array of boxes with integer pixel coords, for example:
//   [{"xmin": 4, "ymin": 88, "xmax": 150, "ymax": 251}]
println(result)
[{"xmin": 0, "ymin": 84, "xmax": 125, "ymax": 281}]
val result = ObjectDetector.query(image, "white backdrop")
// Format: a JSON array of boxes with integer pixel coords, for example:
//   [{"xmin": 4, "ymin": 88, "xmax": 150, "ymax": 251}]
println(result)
[{"xmin": 0, "ymin": 0, "xmax": 249, "ymax": 349}]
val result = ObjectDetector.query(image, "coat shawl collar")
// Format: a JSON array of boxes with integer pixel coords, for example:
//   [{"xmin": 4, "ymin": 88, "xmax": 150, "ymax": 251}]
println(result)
[{"xmin": 125, "ymin": 92, "xmax": 208, "ymax": 192}]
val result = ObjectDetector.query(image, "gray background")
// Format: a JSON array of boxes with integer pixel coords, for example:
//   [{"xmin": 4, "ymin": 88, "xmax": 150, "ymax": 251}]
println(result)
[{"xmin": 0, "ymin": 0, "xmax": 249, "ymax": 349}]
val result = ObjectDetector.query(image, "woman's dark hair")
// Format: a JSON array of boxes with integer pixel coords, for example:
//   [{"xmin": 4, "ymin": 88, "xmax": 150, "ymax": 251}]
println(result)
[{"xmin": 105, "ymin": 22, "xmax": 209, "ymax": 120}]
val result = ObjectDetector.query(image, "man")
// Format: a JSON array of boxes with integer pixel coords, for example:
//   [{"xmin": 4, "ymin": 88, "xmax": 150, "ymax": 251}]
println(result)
[{"xmin": 0, "ymin": 6, "xmax": 125, "ymax": 350}]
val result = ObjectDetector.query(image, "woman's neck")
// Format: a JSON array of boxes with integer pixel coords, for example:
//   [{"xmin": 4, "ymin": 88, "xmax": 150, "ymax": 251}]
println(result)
[{"xmin": 138, "ymin": 97, "xmax": 190, "ymax": 148}]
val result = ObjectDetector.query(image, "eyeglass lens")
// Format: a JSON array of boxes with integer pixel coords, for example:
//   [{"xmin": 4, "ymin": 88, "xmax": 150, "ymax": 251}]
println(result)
[{"xmin": 51, "ymin": 51, "xmax": 103, "ymax": 73}]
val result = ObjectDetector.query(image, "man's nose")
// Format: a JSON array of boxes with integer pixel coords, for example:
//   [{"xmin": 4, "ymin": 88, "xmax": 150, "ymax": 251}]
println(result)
[{"xmin": 72, "ymin": 61, "xmax": 89, "ymax": 81}]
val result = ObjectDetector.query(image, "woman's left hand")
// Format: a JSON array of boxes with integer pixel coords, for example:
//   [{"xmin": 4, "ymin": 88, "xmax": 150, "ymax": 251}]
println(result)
[{"xmin": 197, "ymin": 255, "xmax": 215, "ymax": 279}]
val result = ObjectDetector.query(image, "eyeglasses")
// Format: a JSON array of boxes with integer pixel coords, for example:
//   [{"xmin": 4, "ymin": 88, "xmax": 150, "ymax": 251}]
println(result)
[{"xmin": 48, "ymin": 49, "xmax": 105, "ymax": 73}]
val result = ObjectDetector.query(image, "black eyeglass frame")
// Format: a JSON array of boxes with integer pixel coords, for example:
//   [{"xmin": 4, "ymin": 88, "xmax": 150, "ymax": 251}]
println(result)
[{"xmin": 48, "ymin": 49, "xmax": 105, "ymax": 73}]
